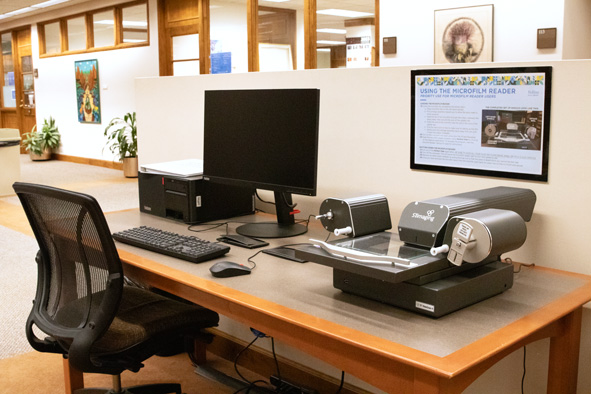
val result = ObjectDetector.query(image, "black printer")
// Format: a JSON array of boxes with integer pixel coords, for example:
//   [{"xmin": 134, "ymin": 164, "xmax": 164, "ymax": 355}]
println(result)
[{"xmin": 138, "ymin": 171, "xmax": 254, "ymax": 223}]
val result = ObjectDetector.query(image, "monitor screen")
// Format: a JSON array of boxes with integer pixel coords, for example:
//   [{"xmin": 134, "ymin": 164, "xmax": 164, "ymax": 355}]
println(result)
[
  {"xmin": 410, "ymin": 66, "xmax": 551, "ymax": 182},
  {"xmin": 203, "ymin": 88, "xmax": 320, "ymax": 238}
]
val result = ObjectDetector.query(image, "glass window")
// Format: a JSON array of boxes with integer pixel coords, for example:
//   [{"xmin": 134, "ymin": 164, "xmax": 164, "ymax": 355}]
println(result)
[
  {"xmin": 1, "ymin": 33, "xmax": 15, "ymax": 108},
  {"xmin": 67, "ymin": 16, "xmax": 86, "ymax": 51},
  {"xmin": 44, "ymin": 21, "xmax": 61, "ymax": 54},
  {"xmin": 210, "ymin": 0, "xmax": 248, "ymax": 74},
  {"xmin": 173, "ymin": 61, "xmax": 200, "ymax": 76},
  {"xmin": 93, "ymin": 10, "xmax": 115, "ymax": 48},
  {"xmin": 122, "ymin": 4, "xmax": 148, "ymax": 43},
  {"xmin": 172, "ymin": 34, "xmax": 199, "ymax": 76},
  {"xmin": 258, "ymin": 1, "xmax": 304, "ymax": 71},
  {"xmin": 316, "ymin": 0, "xmax": 375, "ymax": 68}
]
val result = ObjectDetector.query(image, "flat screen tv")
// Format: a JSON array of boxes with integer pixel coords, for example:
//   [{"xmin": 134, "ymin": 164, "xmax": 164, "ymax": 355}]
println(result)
[{"xmin": 411, "ymin": 66, "xmax": 552, "ymax": 182}]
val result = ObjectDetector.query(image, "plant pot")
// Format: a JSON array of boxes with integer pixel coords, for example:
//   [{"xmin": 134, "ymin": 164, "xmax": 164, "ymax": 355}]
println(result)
[
  {"xmin": 30, "ymin": 149, "xmax": 52, "ymax": 161},
  {"xmin": 123, "ymin": 156, "xmax": 138, "ymax": 178}
]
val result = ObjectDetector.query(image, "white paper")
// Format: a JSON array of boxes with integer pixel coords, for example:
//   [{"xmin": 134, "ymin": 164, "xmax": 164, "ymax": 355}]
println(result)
[{"xmin": 140, "ymin": 159, "xmax": 203, "ymax": 177}]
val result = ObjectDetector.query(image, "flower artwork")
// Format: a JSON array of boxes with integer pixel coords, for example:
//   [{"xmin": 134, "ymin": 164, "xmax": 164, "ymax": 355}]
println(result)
[
  {"xmin": 75, "ymin": 59, "xmax": 101, "ymax": 123},
  {"xmin": 434, "ymin": 5, "xmax": 493, "ymax": 64}
]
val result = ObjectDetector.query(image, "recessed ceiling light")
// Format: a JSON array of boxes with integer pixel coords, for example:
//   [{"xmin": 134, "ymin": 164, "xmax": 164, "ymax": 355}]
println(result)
[
  {"xmin": 317, "ymin": 28, "xmax": 347, "ymax": 34},
  {"xmin": 0, "ymin": 0, "xmax": 72, "ymax": 19},
  {"xmin": 32, "ymin": 0, "xmax": 71, "ymax": 9},
  {"xmin": 317, "ymin": 9, "xmax": 374, "ymax": 18},
  {"xmin": 317, "ymin": 40, "xmax": 346, "ymax": 45},
  {"xmin": 4, "ymin": 7, "xmax": 35, "ymax": 17}
]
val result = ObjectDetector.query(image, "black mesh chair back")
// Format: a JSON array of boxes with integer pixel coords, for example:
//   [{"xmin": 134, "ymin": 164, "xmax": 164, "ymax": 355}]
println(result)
[
  {"xmin": 14, "ymin": 182, "xmax": 124, "ymax": 372},
  {"xmin": 13, "ymin": 182, "xmax": 220, "ymax": 389}
]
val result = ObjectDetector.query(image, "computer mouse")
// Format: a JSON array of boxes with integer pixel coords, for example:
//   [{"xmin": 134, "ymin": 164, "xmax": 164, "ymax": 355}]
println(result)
[{"xmin": 209, "ymin": 261, "xmax": 252, "ymax": 278}]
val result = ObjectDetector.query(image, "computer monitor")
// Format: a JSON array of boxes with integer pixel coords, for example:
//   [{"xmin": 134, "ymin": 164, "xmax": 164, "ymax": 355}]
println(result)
[{"xmin": 203, "ymin": 88, "xmax": 320, "ymax": 238}]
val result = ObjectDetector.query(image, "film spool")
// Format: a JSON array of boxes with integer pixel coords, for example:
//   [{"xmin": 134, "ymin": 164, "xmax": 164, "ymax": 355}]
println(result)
[{"xmin": 484, "ymin": 124, "xmax": 497, "ymax": 137}]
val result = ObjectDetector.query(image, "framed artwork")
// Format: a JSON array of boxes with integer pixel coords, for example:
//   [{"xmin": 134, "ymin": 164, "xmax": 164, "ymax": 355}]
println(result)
[
  {"xmin": 434, "ymin": 5, "xmax": 494, "ymax": 64},
  {"xmin": 75, "ymin": 59, "xmax": 101, "ymax": 123}
]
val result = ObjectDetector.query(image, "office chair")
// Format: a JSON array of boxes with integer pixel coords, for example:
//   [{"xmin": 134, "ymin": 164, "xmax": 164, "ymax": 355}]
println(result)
[{"xmin": 13, "ymin": 182, "xmax": 220, "ymax": 394}]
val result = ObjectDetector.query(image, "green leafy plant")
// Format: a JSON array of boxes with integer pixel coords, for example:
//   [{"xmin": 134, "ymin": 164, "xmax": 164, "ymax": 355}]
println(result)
[
  {"xmin": 22, "ymin": 117, "xmax": 61, "ymax": 156},
  {"xmin": 104, "ymin": 112, "xmax": 138, "ymax": 161},
  {"xmin": 21, "ymin": 126, "xmax": 44, "ymax": 156}
]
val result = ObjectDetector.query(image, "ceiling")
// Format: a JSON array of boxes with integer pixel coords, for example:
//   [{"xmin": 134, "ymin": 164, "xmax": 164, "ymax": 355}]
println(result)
[
  {"xmin": 0, "ymin": 0, "xmax": 374, "ymax": 25},
  {"xmin": 0, "ymin": 0, "xmax": 90, "ymax": 22}
]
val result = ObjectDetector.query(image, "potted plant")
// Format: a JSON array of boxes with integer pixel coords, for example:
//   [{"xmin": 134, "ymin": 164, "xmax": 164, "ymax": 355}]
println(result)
[
  {"xmin": 22, "ymin": 117, "xmax": 61, "ymax": 161},
  {"xmin": 104, "ymin": 112, "xmax": 138, "ymax": 177}
]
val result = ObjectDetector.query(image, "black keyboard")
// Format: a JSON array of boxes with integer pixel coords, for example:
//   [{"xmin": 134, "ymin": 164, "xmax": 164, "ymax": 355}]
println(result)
[{"xmin": 112, "ymin": 226, "xmax": 230, "ymax": 263}]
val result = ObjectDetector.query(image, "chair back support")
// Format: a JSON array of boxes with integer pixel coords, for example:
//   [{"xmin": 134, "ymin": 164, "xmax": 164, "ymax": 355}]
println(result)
[{"xmin": 13, "ymin": 182, "xmax": 123, "ymax": 368}]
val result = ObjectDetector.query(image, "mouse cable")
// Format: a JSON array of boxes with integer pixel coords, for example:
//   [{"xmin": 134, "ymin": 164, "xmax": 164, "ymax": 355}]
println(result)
[
  {"xmin": 246, "ymin": 250, "xmax": 261, "ymax": 269},
  {"xmin": 521, "ymin": 346, "xmax": 527, "ymax": 394},
  {"xmin": 232, "ymin": 379, "xmax": 271, "ymax": 394},
  {"xmin": 295, "ymin": 214, "xmax": 315, "ymax": 228},
  {"xmin": 232, "ymin": 337, "xmax": 276, "ymax": 394},
  {"xmin": 234, "ymin": 336, "xmax": 260, "ymax": 384},
  {"xmin": 335, "ymin": 371, "xmax": 345, "ymax": 394},
  {"xmin": 271, "ymin": 337, "xmax": 282, "ymax": 385},
  {"xmin": 256, "ymin": 191, "xmax": 275, "ymax": 205},
  {"xmin": 187, "ymin": 221, "xmax": 229, "ymax": 234},
  {"xmin": 505, "ymin": 257, "xmax": 535, "ymax": 273}
]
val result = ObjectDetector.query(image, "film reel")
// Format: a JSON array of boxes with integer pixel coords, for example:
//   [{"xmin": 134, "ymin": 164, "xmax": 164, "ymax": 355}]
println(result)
[{"xmin": 484, "ymin": 124, "xmax": 497, "ymax": 137}]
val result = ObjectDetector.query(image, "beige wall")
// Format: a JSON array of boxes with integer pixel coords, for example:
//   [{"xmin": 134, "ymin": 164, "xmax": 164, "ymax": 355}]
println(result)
[{"xmin": 136, "ymin": 60, "xmax": 591, "ymax": 392}]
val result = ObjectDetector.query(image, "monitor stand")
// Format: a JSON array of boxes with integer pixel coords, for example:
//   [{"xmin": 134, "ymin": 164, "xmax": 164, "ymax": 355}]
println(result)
[{"xmin": 236, "ymin": 191, "xmax": 307, "ymax": 238}]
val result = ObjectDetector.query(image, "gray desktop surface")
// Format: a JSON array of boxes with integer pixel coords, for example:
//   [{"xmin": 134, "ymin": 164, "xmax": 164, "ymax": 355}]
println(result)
[{"xmin": 106, "ymin": 210, "xmax": 587, "ymax": 358}]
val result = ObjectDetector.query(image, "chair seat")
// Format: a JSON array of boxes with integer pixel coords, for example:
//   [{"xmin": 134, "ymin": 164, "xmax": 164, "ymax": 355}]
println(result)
[{"xmin": 92, "ymin": 286, "xmax": 219, "ymax": 354}]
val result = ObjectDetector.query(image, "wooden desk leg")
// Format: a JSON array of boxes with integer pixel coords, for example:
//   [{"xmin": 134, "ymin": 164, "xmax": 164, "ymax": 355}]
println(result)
[
  {"xmin": 63, "ymin": 357, "xmax": 84, "ymax": 394},
  {"xmin": 547, "ymin": 307, "xmax": 582, "ymax": 394},
  {"xmin": 191, "ymin": 337, "xmax": 208, "ymax": 366}
]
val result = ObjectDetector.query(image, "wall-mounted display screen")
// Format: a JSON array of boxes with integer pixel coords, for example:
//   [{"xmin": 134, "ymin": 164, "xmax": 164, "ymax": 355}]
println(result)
[{"xmin": 411, "ymin": 66, "xmax": 552, "ymax": 182}]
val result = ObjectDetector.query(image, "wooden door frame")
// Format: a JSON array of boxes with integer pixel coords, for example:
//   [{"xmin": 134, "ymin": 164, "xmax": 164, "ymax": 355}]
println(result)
[
  {"xmin": 157, "ymin": 0, "xmax": 379, "ymax": 74},
  {"xmin": 0, "ymin": 26, "xmax": 36, "ymax": 153},
  {"xmin": 157, "ymin": 0, "xmax": 201, "ymax": 76}
]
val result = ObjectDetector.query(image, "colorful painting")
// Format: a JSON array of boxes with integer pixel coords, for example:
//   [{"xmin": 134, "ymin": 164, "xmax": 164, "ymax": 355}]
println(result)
[{"xmin": 75, "ymin": 59, "xmax": 101, "ymax": 123}]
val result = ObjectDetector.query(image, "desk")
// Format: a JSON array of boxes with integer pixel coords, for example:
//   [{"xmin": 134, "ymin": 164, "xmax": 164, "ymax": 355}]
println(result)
[{"xmin": 64, "ymin": 210, "xmax": 591, "ymax": 393}]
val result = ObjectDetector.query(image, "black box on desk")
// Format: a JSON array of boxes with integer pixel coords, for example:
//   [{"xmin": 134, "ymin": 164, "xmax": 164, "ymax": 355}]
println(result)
[{"xmin": 139, "ymin": 171, "xmax": 254, "ymax": 223}]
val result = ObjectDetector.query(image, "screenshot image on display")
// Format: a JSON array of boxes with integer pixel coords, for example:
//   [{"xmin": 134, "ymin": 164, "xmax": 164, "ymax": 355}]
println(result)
[
  {"xmin": 410, "ymin": 66, "xmax": 552, "ymax": 182},
  {"xmin": 203, "ymin": 88, "xmax": 320, "ymax": 238}
]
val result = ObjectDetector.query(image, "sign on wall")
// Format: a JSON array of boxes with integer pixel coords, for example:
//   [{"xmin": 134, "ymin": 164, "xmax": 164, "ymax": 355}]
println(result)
[{"xmin": 411, "ymin": 66, "xmax": 552, "ymax": 182}]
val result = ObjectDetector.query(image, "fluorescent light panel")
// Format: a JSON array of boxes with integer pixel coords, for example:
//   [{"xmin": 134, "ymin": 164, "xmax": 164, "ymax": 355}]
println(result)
[
  {"xmin": 32, "ymin": 0, "xmax": 71, "ymax": 9},
  {"xmin": 317, "ymin": 40, "xmax": 346, "ymax": 45},
  {"xmin": 4, "ymin": 7, "xmax": 34, "ymax": 16},
  {"xmin": 0, "ymin": 0, "xmax": 72, "ymax": 19},
  {"xmin": 317, "ymin": 9, "xmax": 374, "ymax": 18},
  {"xmin": 317, "ymin": 28, "xmax": 346, "ymax": 34}
]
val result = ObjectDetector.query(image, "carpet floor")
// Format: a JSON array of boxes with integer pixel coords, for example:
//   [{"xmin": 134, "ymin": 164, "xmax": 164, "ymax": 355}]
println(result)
[{"xmin": 0, "ymin": 156, "xmax": 265, "ymax": 394}]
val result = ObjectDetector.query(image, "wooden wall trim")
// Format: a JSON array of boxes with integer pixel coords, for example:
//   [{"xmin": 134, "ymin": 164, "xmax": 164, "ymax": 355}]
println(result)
[
  {"xmin": 199, "ymin": 0, "xmax": 210, "ymax": 74},
  {"xmin": 374, "ymin": 0, "xmax": 379, "ymax": 67},
  {"xmin": 304, "ymin": 0, "xmax": 317, "ymax": 69},
  {"xmin": 53, "ymin": 153, "xmax": 123, "ymax": 170},
  {"xmin": 247, "ymin": 0, "xmax": 258, "ymax": 72}
]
